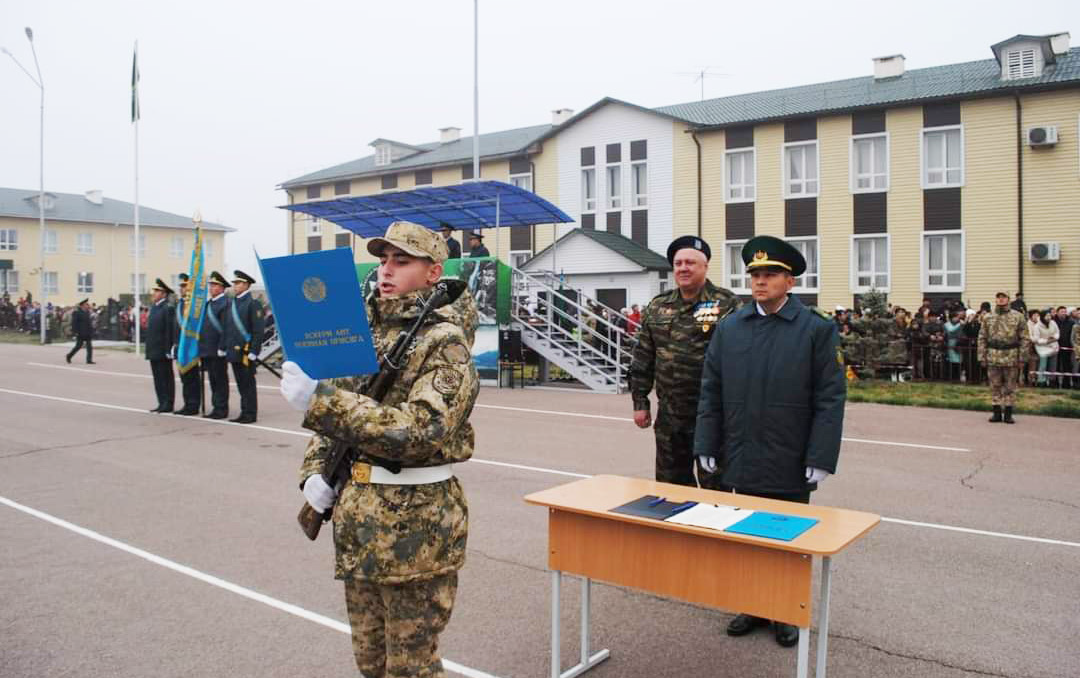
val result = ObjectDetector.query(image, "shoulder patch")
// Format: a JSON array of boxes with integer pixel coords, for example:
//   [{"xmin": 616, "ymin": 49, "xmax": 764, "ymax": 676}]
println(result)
[
  {"xmin": 441, "ymin": 342, "xmax": 472, "ymax": 365},
  {"xmin": 432, "ymin": 367, "xmax": 464, "ymax": 395}
]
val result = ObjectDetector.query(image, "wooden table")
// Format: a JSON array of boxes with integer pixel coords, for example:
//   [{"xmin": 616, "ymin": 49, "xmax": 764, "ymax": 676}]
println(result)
[{"xmin": 524, "ymin": 475, "xmax": 880, "ymax": 678}]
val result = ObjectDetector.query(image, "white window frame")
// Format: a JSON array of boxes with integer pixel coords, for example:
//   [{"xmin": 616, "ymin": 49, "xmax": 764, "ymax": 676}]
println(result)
[
  {"xmin": 605, "ymin": 164, "xmax": 622, "ymax": 210},
  {"xmin": 581, "ymin": 168, "xmax": 597, "ymax": 213},
  {"xmin": 306, "ymin": 217, "xmax": 321, "ymax": 237},
  {"xmin": 76, "ymin": 232, "xmax": 95, "ymax": 254},
  {"xmin": 170, "ymin": 274, "xmax": 181, "ymax": 290},
  {"xmin": 1005, "ymin": 48, "xmax": 1037, "ymax": 79},
  {"xmin": 375, "ymin": 145, "xmax": 392, "ymax": 167},
  {"xmin": 849, "ymin": 132, "xmax": 890, "ymax": 193},
  {"xmin": 1, "ymin": 269, "xmax": 18, "ymax": 293},
  {"xmin": 204, "ymin": 237, "xmax": 214, "ymax": 261},
  {"xmin": 631, "ymin": 161, "xmax": 647, "ymax": 207},
  {"xmin": 725, "ymin": 148, "xmax": 756, "ymax": 203},
  {"xmin": 724, "ymin": 239, "xmax": 751, "ymax": 293},
  {"xmin": 921, "ymin": 230, "xmax": 964, "ymax": 292},
  {"xmin": 787, "ymin": 236, "xmax": 820, "ymax": 292},
  {"xmin": 0, "ymin": 228, "xmax": 16, "ymax": 251},
  {"xmin": 77, "ymin": 271, "xmax": 94, "ymax": 294},
  {"xmin": 130, "ymin": 273, "xmax": 147, "ymax": 295},
  {"xmin": 509, "ymin": 250, "xmax": 531, "ymax": 269},
  {"xmin": 850, "ymin": 234, "xmax": 891, "ymax": 293},
  {"xmin": 170, "ymin": 235, "xmax": 184, "ymax": 258},
  {"xmin": 43, "ymin": 271, "xmax": 58, "ymax": 295},
  {"xmin": 782, "ymin": 140, "xmax": 820, "ymax": 198},
  {"xmin": 128, "ymin": 233, "xmax": 147, "ymax": 256},
  {"xmin": 921, "ymin": 125, "xmax": 964, "ymax": 189},
  {"xmin": 510, "ymin": 172, "xmax": 532, "ymax": 193},
  {"xmin": 43, "ymin": 228, "xmax": 59, "ymax": 254}
]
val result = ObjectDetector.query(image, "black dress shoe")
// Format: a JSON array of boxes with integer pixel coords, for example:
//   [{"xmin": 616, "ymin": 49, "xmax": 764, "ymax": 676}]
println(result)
[
  {"xmin": 774, "ymin": 622, "xmax": 799, "ymax": 648},
  {"xmin": 727, "ymin": 613, "xmax": 769, "ymax": 637},
  {"xmin": 86, "ymin": 361, "xmax": 96, "ymax": 364},
  {"xmin": 174, "ymin": 408, "xmax": 199, "ymax": 416},
  {"xmin": 204, "ymin": 411, "xmax": 228, "ymax": 420},
  {"xmin": 65, "ymin": 355, "xmax": 72, "ymax": 364},
  {"xmin": 229, "ymin": 415, "xmax": 256, "ymax": 424},
  {"xmin": 149, "ymin": 406, "xmax": 163, "ymax": 413}
]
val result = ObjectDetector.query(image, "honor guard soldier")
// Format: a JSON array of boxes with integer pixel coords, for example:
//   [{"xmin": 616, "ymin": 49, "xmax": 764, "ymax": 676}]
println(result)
[
  {"xmin": 695, "ymin": 235, "xmax": 846, "ymax": 647},
  {"xmin": 200, "ymin": 271, "xmax": 231, "ymax": 419},
  {"xmin": 977, "ymin": 292, "xmax": 1031, "ymax": 424},
  {"xmin": 225, "ymin": 270, "xmax": 265, "ymax": 424},
  {"xmin": 146, "ymin": 278, "xmax": 177, "ymax": 413},
  {"xmin": 66, "ymin": 298, "xmax": 95, "ymax": 364},
  {"xmin": 629, "ymin": 236, "xmax": 739, "ymax": 489},
  {"xmin": 173, "ymin": 273, "xmax": 201, "ymax": 415},
  {"xmin": 280, "ymin": 220, "xmax": 479, "ymax": 678}
]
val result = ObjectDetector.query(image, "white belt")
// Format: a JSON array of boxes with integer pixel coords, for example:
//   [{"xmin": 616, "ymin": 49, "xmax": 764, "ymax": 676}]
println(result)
[{"xmin": 353, "ymin": 462, "xmax": 455, "ymax": 485}]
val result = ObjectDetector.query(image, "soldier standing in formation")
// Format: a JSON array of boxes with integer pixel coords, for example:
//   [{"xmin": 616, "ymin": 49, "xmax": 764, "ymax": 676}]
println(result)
[
  {"xmin": 200, "ymin": 271, "xmax": 231, "ymax": 419},
  {"xmin": 224, "ymin": 270, "xmax": 265, "ymax": 424},
  {"xmin": 977, "ymin": 291, "xmax": 1031, "ymax": 424},
  {"xmin": 280, "ymin": 221, "xmax": 479, "ymax": 678},
  {"xmin": 65, "ymin": 298, "xmax": 95, "ymax": 364},
  {"xmin": 145, "ymin": 278, "xmax": 177, "ymax": 413},
  {"xmin": 173, "ymin": 273, "xmax": 201, "ymax": 416},
  {"xmin": 629, "ymin": 236, "xmax": 739, "ymax": 489}
]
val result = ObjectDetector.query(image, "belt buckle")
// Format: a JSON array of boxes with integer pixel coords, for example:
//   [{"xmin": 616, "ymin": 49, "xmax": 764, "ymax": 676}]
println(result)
[{"xmin": 351, "ymin": 462, "xmax": 372, "ymax": 484}]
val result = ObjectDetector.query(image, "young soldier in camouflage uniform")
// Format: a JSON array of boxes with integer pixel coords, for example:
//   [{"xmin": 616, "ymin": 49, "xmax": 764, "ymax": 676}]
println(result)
[
  {"xmin": 280, "ymin": 221, "xmax": 479, "ymax": 678},
  {"xmin": 629, "ymin": 236, "xmax": 739, "ymax": 488},
  {"xmin": 978, "ymin": 291, "xmax": 1031, "ymax": 424}
]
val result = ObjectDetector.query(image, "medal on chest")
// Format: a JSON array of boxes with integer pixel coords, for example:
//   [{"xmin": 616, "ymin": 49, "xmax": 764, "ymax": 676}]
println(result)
[{"xmin": 693, "ymin": 301, "xmax": 720, "ymax": 333}]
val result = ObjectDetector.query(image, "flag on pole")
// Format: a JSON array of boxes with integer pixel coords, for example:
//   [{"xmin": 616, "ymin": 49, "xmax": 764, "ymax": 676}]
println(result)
[
  {"xmin": 177, "ymin": 217, "xmax": 208, "ymax": 375},
  {"xmin": 131, "ymin": 44, "xmax": 140, "ymax": 123}
]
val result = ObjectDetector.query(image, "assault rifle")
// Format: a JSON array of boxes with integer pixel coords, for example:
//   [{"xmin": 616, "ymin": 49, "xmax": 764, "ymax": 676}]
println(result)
[{"xmin": 297, "ymin": 280, "xmax": 460, "ymax": 540}]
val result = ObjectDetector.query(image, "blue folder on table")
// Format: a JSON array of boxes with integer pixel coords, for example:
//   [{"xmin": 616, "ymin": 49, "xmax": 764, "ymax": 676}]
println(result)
[
  {"xmin": 724, "ymin": 511, "xmax": 818, "ymax": 542},
  {"xmin": 257, "ymin": 248, "xmax": 379, "ymax": 380}
]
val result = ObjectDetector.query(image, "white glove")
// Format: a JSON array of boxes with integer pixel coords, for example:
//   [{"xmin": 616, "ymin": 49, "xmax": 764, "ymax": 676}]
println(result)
[
  {"xmin": 281, "ymin": 360, "xmax": 318, "ymax": 411},
  {"xmin": 168, "ymin": 347, "xmax": 175, "ymax": 359},
  {"xmin": 806, "ymin": 466, "xmax": 830, "ymax": 484},
  {"xmin": 217, "ymin": 349, "xmax": 226, "ymax": 357},
  {"xmin": 698, "ymin": 456, "xmax": 718, "ymax": 473},
  {"xmin": 247, "ymin": 352, "xmax": 257, "ymax": 362},
  {"xmin": 302, "ymin": 474, "xmax": 337, "ymax": 513}
]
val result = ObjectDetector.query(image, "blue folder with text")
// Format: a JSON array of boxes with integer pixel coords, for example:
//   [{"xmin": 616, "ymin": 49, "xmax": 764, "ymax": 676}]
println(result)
[
  {"xmin": 257, "ymin": 248, "xmax": 379, "ymax": 379},
  {"xmin": 724, "ymin": 511, "xmax": 818, "ymax": 542}
]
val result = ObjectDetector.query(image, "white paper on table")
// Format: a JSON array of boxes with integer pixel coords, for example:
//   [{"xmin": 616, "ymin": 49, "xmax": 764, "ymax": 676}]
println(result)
[{"xmin": 664, "ymin": 503, "xmax": 755, "ymax": 531}]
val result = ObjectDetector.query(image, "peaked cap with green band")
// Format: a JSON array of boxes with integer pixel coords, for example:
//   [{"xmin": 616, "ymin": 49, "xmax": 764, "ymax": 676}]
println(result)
[{"xmin": 741, "ymin": 235, "xmax": 807, "ymax": 277}]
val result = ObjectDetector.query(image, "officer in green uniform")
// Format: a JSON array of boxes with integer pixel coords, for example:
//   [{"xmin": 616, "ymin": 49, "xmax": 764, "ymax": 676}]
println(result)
[
  {"xmin": 695, "ymin": 235, "xmax": 846, "ymax": 648},
  {"xmin": 629, "ymin": 236, "xmax": 739, "ymax": 488},
  {"xmin": 977, "ymin": 292, "xmax": 1031, "ymax": 423}
]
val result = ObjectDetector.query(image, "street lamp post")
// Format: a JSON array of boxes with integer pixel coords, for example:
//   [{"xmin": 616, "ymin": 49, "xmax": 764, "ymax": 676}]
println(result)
[{"xmin": 3, "ymin": 27, "xmax": 46, "ymax": 344}]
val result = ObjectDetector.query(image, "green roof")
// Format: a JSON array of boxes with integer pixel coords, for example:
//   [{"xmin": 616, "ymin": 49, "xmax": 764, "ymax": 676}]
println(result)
[{"xmin": 0, "ymin": 187, "xmax": 231, "ymax": 231}]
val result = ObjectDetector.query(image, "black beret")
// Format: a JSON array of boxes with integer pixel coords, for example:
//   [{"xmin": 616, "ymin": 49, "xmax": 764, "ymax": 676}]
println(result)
[
  {"xmin": 741, "ymin": 235, "xmax": 807, "ymax": 277},
  {"xmin": 666, "ymin": 236, "xmax": 711, "ymax": 265}
]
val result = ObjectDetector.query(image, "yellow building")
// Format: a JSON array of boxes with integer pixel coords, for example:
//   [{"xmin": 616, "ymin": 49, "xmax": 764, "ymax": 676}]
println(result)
[{"xmin": 0, "ymin": 188, "xmax": 230, "ymax": 306}]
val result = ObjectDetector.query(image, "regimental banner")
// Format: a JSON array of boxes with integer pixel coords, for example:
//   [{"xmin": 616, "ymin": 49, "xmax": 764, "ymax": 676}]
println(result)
[{"xmin": 177, "ymin": 222, "xmax": 208, "ymax": 374}]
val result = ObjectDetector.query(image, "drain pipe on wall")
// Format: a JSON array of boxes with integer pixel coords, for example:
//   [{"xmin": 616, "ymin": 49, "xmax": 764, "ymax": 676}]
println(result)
[
  {"xmin": 1014, "ymin": 92, "xmax": 1024, "ymax": 296},
  {"xmin": 691, "ymin": 129, "xmax": 703, "ymax": 238}
]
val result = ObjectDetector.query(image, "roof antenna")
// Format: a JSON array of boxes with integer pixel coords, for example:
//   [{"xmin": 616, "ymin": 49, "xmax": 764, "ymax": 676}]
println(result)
[{"xmin": 675, "ymin": 66, "xmax": 730, "ymax": 101}]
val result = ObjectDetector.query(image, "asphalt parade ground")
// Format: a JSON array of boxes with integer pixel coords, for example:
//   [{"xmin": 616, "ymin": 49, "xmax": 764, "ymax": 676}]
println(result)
[{"xmin": 1, "ymin": 342, "xmax": 1077, "ymax": 678}]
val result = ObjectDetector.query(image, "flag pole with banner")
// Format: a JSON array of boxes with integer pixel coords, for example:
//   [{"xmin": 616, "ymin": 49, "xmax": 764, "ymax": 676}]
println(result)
[
  {"xmin": 177, "ymin": 212, "xmax": 208, "ymax": 378},
  {"xmin": 131, "ymin": 40, "xmax": 142, "ymax": 354}
]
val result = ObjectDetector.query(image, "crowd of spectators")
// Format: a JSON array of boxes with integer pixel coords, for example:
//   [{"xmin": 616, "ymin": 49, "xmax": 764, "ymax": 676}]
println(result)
[{"xmin": 0, "ymin": 293, "xmax": 148, "ymax": 343}]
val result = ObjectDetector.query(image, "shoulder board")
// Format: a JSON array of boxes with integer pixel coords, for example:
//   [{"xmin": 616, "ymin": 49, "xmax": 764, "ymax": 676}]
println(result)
[{"xmin": 810, "ymin": 306, "xmax": 831, "ymax": 321}]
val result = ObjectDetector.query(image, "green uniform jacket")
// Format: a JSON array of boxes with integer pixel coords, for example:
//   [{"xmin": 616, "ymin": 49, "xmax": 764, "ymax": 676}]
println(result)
[
  {"xmin": 299, "ymin": 285, "xmax": 479, "ymax": 584},
  {"xmin": 629, "ymin": 280, "xmax": 739, "ymax": 419},
  {"xmin": 977, "ymin": 307, "xmax": 1031, "ymax": 367}
]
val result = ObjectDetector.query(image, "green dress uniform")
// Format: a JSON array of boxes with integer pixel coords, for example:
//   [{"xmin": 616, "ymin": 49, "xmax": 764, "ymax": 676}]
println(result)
[
  {"xmin": 630, "ymin": 279, "xmax": 739, "ymax": 487},
  {"xmin": 977, "ymin": 304, "xmax": 1031, "ymax": 421}
]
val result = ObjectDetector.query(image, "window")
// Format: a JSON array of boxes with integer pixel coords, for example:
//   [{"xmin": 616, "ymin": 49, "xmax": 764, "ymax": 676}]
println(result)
[
  {"xmin": 922, "ymin": 126, "xmax": 963, "ymax": 188},
  {"xmin": 784, "ymin": 141, "xmax": 819, "ymax": 197},
  {"xmin": 204, "ymin": 238, "xmax": 214, "ymax": 261},
  {"xmin": 130, "ymin": 273, "xmax": 147, "ymax": 295},
  {"xmin": 606, "ymin": 164, "xmax": 621, "ymax": 210},
  {"xmin": 851, "ymin": 134, "xmax": 888, "ymax": 192},
  {"xmin": 170, "ymin": 235, "xmax": 184, "ymax": 258},
  {"xmin": 631, "ymin": 162, "xmax": 647, "ymax": 207},
  {"xmin": 1005, "ymin": 49, "xmax": 1037, "ymax": 79},
  {"xmin": 726, "ymin": 149, "xmax": 755, "ymax": 202},
  {"xmin": 128, "ymin": 233, "xmax": 147, "ymax": 256},
  {"xmin": 43, "ymin": 271, "xmax": 58, "ymax": 295},
  {"xmin": 77, "ymin": 272, "xmax": 94, "ymax": 294},
  {"xmin": 581, "ymin": 168, "xmax": 596, "ymax": 212},
  {"xmin": 306, "ymin": 217, "xmax": 321, "ymax": 236},
  {"xmin": 510, "ymin": 251, "xmax": 530, "ymax": 268},
  {"xmin": 510, "ymin": 172, "xmax": 532, "ymax": 192},
  {"xmin": 334, "ymin": 180, "xmax": 351, "ymax": 195},
  {"xmin": 725, "ymin": 241, "xmax": 750, "ymax": 292},
  {"xmin": 306, "ymin": 184, "xmax": 321, "ymax": 199},
  {"xmin": 789, "ymin": 238, "xmax": 819, "ymax": 290},
  {"xmin": 1, "ymin": 270, "xmax": 17, "ymax": 294},
  {"xmin": 375, "ymin": 145, "xmax": 392, "ymax": 167},
  {"xmin": 923, "ymin": 232, "xmax": 963, "ymax": 291},
  {"xmin": 0, "ymin": 229, "xmax": 16, "ymax": 251},
  {"xmin": 852, "ymin": 235, "xmax": 889, "ymax": 291},
  {"xmin": 77, "ymin": 232, "xmax": 94, "ymax": 254},
  {"xmin": 170, "ymin": 274, "xmax": 181, "ymax": 290},
  {"xmin": 44, "ymin": 229, "xmax": 58, "ymax": 254}
]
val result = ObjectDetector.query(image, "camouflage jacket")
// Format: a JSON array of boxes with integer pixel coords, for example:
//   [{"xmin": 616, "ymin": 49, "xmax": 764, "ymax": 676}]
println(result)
[
  {"xmin": 629, "ymin": 280, "xmax": 739, "ymax": 419},
  {"xmin": 977, "ymin": 307, "xmax": 1031, "ymax": 367},
  {"xmin": 298, "ymin": 284, "xmax": 479, "ymax": 584}
]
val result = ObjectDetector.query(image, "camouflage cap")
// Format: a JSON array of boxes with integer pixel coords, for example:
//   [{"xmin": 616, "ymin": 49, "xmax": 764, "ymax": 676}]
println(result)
[{"xmin": 367, "ymin": 220, "xmax": 449, "ymax": 263}]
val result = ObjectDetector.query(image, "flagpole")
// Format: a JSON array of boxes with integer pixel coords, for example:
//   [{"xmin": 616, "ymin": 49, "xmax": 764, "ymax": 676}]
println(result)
[{"xmin": 132, "ymin": 40, "xmax": 141, "ymax": 355}]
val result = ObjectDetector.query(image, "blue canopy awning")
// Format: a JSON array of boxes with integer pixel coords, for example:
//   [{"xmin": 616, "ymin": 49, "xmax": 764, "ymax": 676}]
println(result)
[{"xmin": 280, "ymin": 180, "xmax": 574, "ymax": 238}]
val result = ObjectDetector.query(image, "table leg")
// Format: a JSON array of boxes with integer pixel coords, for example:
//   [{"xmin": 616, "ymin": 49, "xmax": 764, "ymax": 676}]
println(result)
[
  {"xmin": 816, "ymin": 556, "xmax": 833, "ymax": 678},
  {"xmin": 796, "ymin": 627, "xmax": 809, "ymax": 678},
  {"xmin": 551, "ymin": 573, "xmax": 611, "ymax": 678},
  {"xmin": 551, "ymin": 570, "xmax": 561, "ymax": 678}
]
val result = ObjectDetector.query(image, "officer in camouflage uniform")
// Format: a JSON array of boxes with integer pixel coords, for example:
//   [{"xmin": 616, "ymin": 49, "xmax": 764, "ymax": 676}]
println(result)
[
  {"xmin": 629, "ymin": 236, "xmax": 739, "ymax": 488},
  {"xmin": 978, "ymin": 291, "xmax": 1031, "ymax": 424},
  {"xmin": 280, "ymin": 221, "xmax": 478, "ymax": 678}
]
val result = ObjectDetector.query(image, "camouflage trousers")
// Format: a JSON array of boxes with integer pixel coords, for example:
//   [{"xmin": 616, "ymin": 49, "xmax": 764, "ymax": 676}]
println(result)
[
  {"xmin": 988, "ymin": 365, "xmax": 1020, "ymax": 406},
  {"xmin": 654, "ymin": 409, "xmax": 722, "ymax": 490},
  {"xmin": 344, "ymin": 572, "xmax": 457, "ymax": 678}
]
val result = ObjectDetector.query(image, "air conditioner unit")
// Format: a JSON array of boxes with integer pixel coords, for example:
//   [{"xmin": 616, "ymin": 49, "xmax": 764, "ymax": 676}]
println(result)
[
  {"xmin": 1027, "ymin": 126, "xmax": 1058, "ymax": 147},
  {"xmin": 1029, "ymin": 242, "xmax": 1060, "ymax": 263}
]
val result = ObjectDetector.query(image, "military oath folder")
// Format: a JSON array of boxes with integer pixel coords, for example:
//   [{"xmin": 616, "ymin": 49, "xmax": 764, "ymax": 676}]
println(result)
[{"xmin": 257, "ymin": 248, "xmax": 378, "ymax": 379}]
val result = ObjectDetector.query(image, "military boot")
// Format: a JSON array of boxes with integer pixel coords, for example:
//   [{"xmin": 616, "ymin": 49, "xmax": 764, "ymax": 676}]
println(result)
[
  {"xmin": 988, "ymin": 405, "xmax": 1003, "ymax": 423},
  {"xmin": 1003, "ymin": 406, "xmax": 1015, "ymax": 424}
]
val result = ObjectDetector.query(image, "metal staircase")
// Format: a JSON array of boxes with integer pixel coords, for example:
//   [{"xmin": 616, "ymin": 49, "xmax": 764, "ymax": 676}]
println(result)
[{"xmin": 509, "ymin": 265, "xmax": 634, "ymax": 394}]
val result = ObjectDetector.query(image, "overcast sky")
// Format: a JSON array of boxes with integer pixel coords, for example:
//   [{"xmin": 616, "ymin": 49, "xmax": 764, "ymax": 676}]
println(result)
[{"xmin": 2, "ymin": 0, "xmax": 1077, "ymax": 276}]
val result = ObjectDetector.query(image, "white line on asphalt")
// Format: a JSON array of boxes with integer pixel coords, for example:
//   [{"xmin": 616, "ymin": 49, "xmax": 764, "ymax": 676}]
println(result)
[
  {"xmin": 0, "ymin": 495, "xmax": 502, "ymax": 678},
  {"xmin": 5, "ymin": 387, "xmax": 1070, "ymax": 549},
  {"xmin": 27, "ymin": 362, "xmax": 972, "ymax": 452}
]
